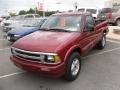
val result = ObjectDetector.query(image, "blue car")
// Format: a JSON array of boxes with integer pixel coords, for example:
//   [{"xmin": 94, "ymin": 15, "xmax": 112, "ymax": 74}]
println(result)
[{"xmin": 7, "ymin": 18, "xmax": 46, "ymax": 42}]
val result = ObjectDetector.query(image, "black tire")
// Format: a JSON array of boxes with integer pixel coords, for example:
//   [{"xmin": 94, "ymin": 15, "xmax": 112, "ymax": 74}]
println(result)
[
  {"xmin": 97, "ymin": 35, "xmax": 106, "ymax": 50},
  {"xmin": 116, "ymin": 19, "xmax": 120, "ymax": 26},
  {"xmin": 65, "ymin": 52, "xmax": 81, "ymax": 81}
]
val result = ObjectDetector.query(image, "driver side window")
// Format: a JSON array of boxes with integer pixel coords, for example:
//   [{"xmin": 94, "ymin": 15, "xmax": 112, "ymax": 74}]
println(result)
[{"xmin": 84, "ymin": 15, "xmax": 94, "ymax": 32}]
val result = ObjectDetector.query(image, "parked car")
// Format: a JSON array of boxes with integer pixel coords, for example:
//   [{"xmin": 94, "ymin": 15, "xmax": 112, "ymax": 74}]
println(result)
[
  {"xmin": 0, "ymin": 17, "xmax": 3, "ymax": 23},
  {"xmin": 1, "ymin": 14, "xmax": 41, "ymax": 31},
  {"xmin": 78, "ymin": 8, "xmax": 100, "ymax": 19},
  {"xmin": 98, "ymin": 7, "xmax": 120, "ymax": 26},
  {"xmin": 86, "ymin": 9, "xmax": 100, "ymax": 19},
  {"xmin": 1, "ymin": 16, "xmax": 24, "ymax": 31},
  {"xmin": 2, "ymin": 21, "xmax": 24, "ymax": 37},
  {"xmin": 109, "ymin": 6, "xmax": 120, "ymax": 26},
  {"xmin": 10, "ymin": 12, "xmax": 108, "ymax": 81},
  {"xmin": 7, "ymin": 18, "xmax": 46, "ymax": 42},
  {"xmin": 0, "ymin": 15, "xmax": 10, "ymax": 23},
  {"xmin": 98, "ymin": 8, "xmax": 112, "ymax": 22}
]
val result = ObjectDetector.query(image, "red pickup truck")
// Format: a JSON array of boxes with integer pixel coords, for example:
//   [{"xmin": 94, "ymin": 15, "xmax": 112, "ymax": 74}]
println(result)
[{"xmin": 10, "ymin": 12, "xmax": 108, "ymax": 81}]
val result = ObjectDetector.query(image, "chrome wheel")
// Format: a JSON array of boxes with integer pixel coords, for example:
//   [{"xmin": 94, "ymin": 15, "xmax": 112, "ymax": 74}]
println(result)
[
  {"xmin": 116, "ymin": 19, "xmax": 120, "ymax": 26},
  {"xmin": 102, "ymin": 36, "xmax": 106, "ymax": 47},
  {"xmin": 71, "ymin": 58, "xmax": 80, "ymax": 76}
]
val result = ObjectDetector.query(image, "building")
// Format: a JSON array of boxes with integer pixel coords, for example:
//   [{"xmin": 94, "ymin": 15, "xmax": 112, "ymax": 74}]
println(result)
[{"xmin": 104, "ymin": 0, "xmax": 120, "ymax": 8}]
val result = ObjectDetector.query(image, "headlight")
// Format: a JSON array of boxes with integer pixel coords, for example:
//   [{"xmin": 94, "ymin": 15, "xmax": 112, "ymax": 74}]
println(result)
[
  {"xmin": 41, "ymin": 55, "xmax": 61, "ymax": 64},
  {"xmin": 14, "ymin": 35, "xmax": 20, "ymax": 37}
]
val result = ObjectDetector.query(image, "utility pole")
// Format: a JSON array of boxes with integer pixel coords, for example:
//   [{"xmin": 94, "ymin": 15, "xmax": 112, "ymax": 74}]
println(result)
[
  {"xmin": 43, "ymin": 0, "xmax": 45, "ymax": 17},
  {"xmin": 74, "ymin": 2, "xmax": 78, "ymax": 11},
  {"xmin": 56, "ymin": 2, "xmax": 61, "ymax": 12},
  {"xmin": 37, "ymin": 0, "xmax": 45, "ymax": 17}
]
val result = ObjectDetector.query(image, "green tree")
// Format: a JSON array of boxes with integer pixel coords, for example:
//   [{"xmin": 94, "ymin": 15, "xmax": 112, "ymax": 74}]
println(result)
[
  {"xmin": 18, "ymin": 8, "xmax": 56, "ymax": 16},
  {"xmin": 9, "ymin": 12, "xmax": 17, "ymax": 16},
  {"xmin": 27, "ymin": 8, "xmax": 35, "ymax": 14},
  {"xmin": 19, "ymin": 10, "xmax": 26, "ymax": 15}
]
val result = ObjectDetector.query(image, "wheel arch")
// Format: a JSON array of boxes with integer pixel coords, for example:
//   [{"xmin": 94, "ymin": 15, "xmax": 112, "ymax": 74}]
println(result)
[
  {"xmin": 64, "ymin": 45, "xmax": 82, "ymax": 63},
  {"xmin": 115, "ymin": 17, "xmax": 120, "ymax": 24}
]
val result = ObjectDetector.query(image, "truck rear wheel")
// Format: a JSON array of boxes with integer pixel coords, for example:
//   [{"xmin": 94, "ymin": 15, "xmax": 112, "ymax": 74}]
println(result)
[
  {"xmin": 116, "ymin": 19, "xmax": 120, "ymax": 26},
  {"xmin": 97, "ymin": 35, "xmax": 106, "ymax": 50},
  {"xmin": 65, "ymin": 52, "xmax": 81, "ymax": 81}
]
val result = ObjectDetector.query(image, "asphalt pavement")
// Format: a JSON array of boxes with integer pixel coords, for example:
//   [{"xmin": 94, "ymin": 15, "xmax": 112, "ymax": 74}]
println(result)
[{"xmin": 0, "ymin": 26, "xmax": 120, "ymax": 90}]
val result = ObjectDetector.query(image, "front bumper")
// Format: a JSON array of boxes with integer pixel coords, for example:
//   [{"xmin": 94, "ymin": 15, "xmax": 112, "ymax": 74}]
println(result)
[{"xmin": 10, "ymin": 55, "xmax": 66, "ymax": 77}]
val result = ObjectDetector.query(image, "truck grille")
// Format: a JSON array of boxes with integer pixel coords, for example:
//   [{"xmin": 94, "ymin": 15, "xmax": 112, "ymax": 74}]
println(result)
[
  {"xmin": 8, "ymin": 34, "xmax": 14, "ymax": 37},
  {"xmin": 11, "ymin": 47, "xmax": 58, "ymax": 64},
  {"xmin": 12, "ymin": 47, "xmax": 42, "ymax": 63}
]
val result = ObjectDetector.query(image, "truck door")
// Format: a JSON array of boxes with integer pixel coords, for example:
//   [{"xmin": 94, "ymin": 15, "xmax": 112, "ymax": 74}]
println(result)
[{"xmin": 80, "ymin": 15, "xmax": 95, "ymax": 55}]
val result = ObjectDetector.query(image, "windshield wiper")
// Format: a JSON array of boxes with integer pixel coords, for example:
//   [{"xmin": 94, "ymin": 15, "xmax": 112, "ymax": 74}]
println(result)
[
  {"xmin": 39, "ymin": 28, "xmax": 70, "ymax": 32},
  {"xmin": 39, "ymin": 28, "xmax": 49, "ymax": 31},
  {"xmin": 49, "ymin": 28, "xmax": 70, "ymax": 32}
]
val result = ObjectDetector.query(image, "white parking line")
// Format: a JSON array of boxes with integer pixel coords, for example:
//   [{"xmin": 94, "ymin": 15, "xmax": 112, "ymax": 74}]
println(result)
[
  {"xmin": 86, "ymin": 47, "xmax": 120, "ymax": 58},
  {"xmin": 0, "ymin": 48, "xmax": 10, "ymax": 51},
  {"xmin": 0, "ymin": 71, "xmax": 25, "ymax": 79}
]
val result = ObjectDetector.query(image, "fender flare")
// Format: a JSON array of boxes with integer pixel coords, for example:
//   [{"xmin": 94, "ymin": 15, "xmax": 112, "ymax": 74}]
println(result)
[{"xmin": 64, "ymin": 45, "xmax": 81, "ymax": 63}]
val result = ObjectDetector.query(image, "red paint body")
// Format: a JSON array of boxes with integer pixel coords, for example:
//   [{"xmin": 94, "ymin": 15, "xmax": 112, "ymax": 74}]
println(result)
[{"xmin": 10, "ymin": 12, "xmax": 108, "ymax": 77}]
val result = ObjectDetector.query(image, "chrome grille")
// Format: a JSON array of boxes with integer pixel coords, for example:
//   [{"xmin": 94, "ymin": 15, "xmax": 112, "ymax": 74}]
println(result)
[
  {"xmin": 12, "ymin": 47, "xmax": 42, "ymax": 63},
  {"xmin": 11, "ymin": 47, "xmax": 57, "ymax": 64}
]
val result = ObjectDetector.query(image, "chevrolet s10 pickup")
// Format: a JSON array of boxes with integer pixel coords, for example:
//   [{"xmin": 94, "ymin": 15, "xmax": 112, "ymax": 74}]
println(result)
[{"xmin": 10, "ymin": 12, "xmax": 108, "ymax": 81}]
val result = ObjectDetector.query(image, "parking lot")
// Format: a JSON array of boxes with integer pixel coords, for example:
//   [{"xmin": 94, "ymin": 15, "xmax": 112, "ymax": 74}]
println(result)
[{"xmin": 0, "ymin": 26, "xmax": 120, "ymax": 90}]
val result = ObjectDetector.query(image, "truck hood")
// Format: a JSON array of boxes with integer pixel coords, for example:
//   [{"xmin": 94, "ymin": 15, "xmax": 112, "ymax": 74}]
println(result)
[
  {"xmin": 8, "ymin": 27, "xmax": 39, "ymax": 36},
  {"xmin": 12, "ymin": 31, "xmax": 78, "ymax": 53}
]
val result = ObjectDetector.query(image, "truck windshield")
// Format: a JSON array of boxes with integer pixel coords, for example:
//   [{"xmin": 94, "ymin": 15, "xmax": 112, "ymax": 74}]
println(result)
[{"xmin": 41, "ymin": 15, "xmax": 81, "ymax": 32}]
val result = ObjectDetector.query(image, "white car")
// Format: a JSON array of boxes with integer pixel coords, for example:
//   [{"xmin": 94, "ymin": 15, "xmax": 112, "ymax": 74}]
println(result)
[
  {"xmin": 0, "ymin": 17, "xmax": 3, "ymax": 23},
  {"xmin": 78, "ymin": 8, "xmax": 100, "ymax": 19},
  {"xmin": 1, "ymin": 14, "xmax": 41, "ymax": 32},
  {"xmin": 86, "ymin": 9, "xmax": 100, "ymax": 19}
]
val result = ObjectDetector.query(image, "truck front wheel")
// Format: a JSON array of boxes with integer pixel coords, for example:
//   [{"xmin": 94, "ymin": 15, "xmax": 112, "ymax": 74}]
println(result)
[
  {"xmin": 97, "ymin": 35, "xmax": 106, "ymax": 50},
  {"xmin": 65, "ymin": 52, "xmax": 81, "ymax": 81}
]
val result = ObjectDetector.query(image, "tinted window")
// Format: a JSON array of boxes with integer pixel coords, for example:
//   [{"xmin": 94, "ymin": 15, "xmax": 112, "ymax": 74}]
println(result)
[
  {"xmin": 100, "ymin": 8, "xmax": 112, "ymax": 14},
  {"xmin": 86, "ymin": 9, "xmax": 97, "ymax": 14},
  {"xmin": 86, "ymin": 16, "xmax": 94, "ymax": 25},
  {"xmin": 84, "ymin": 15, "xmax": 94, "ymax": 32},
  {"xmin": 78, "ymin": 8, "xmax": 85, "ymax": 12}
]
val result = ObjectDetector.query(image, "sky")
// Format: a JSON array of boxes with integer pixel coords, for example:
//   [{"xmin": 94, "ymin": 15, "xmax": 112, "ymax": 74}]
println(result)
[{"xmin": 0, "ymin": 0, "xmax": 108, "ymax": 15}]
